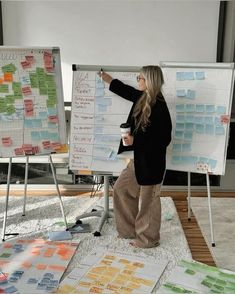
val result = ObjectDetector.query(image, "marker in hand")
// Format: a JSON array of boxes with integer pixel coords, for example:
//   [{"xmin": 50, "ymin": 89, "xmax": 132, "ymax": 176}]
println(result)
[{"xmin": 100, "ymin": 68, "xmax": 103, "ymax": 82}]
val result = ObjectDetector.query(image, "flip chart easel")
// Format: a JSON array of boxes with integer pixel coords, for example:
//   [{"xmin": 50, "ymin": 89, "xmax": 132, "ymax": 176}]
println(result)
[
  {"xmin": 0, "ymin": 47, "xmax": 68, "ymax": 240},
  {"xmin": 161, "ymin": 62, "xmax": 235, "ymax": 246},
  {"xmin": 70, "ymin": 65, "xmax": 139, "ymax": 235},
  {"xmin": 2, "ymin": 155, "xmax": 68, "ymax": 241}
]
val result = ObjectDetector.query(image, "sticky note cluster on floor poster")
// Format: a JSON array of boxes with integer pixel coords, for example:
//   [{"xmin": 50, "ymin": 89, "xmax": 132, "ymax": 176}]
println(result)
[{"xmin": 0, "ymin": 48, "xmax": 67, "ymax": 158}]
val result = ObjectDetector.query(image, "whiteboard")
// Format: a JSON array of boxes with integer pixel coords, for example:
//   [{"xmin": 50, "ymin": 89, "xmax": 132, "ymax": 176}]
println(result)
[
  {"xmin": 162, "ymin": 62, "xmax": 235, "ymax": 175},
  {"xmin": 69, "ymin": 65, "xmax": 139, "ymax": 174},
  {"xmin": 0, "ymin": 47, "xmax": 67, "ymax": 158},
  {"xmin": 69, "ymin": 63, "xmax": 234, "ymax": 176}
]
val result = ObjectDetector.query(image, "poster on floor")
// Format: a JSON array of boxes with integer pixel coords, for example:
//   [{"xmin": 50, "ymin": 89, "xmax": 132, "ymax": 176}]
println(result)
[
  {"xmin": 158, "ymin": 259, "xmax": 235, "ymax": 293},
  {"xmin": 57, "ymin": 247, "xmax": 169, "ymax": 293},
  {"xmin": 0, "ymin": 238, "xmax": 78, "ymax": 293}
]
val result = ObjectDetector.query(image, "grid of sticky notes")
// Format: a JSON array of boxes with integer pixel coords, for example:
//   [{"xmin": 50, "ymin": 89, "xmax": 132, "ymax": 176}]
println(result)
[
  {"xmin": 172, "ymin": 70, "xmax": 228, "ymax": 172},
  {"xmin": 0, "ymin": 238, "xmax": 78, "ymax": 293},
  {"xmin": 0, "ymin": 49, "xmax": 66, "ymax": 158},
  {"xmin": 57, "ymin": 253, "xmax": 158, "ymax": 293},
  {"xmin": 161, "ymin": 259, "xmax": 235, "ymax": 294}
]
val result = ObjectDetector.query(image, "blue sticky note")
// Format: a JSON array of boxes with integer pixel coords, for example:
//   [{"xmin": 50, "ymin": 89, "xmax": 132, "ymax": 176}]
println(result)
[
  {"xmin": 96, "ymin": 97, "xmax": 112, "ymax": 106},
  {"xmin": 195, "ymin": 123, "xmax": 205, "ymax": 133},
  {"xmin": 48, "ymin": 230, "xmax": 72, "ymax": 241},
  {"xmin": 24, "ymin": 119, "xmax": 33, "ymax": 128},
  {"xmin": 176, "ymin": 72, "xmax": 185, "ymax": 81},
  {"xmin": 208, "ymin": 159, "xmax": 217, "ymax": 169},
  {"xmin": 94, "ymin": 126, "xmax": 104, "ymax": 133},
  {"xmin": 95, "ymin": 88, "xmax": 104, "ymax": 97},
  {"xmin": 194, "ymin": 116, "xmax": 204, "ymax": 123},
  {"xmin": 182, "ymin": 143, "xmax": 191, "ymax": 152},
  {"xmin": 214, "ymin": 117, "xmax": 221, "ymax": 125},
  {"xmin": 199, "ymin": 157, "xmax": 209, "ymax": 164},
  {"xmin": 31, "ymin": 131, "xmax": 41, "ymax": 141},
  {"xmin": 215, "ymin": 126, "xmax": 225, "ymax": 135},
  {"xmin": 185, "ymin": 115, "xmax": 194, "ymax": 123},
  {"xmin": 96, "ymin": 79, "xmax": 104, "ymax": 89},
  {"xmin": 176, "ymin": 104, "xmax": 185, "ymax": 112},
  {"xmin": 216, "ymin": 105, "xmax": 226, "ymax": 114},
  {"xmin": 176, "ymin": 89, "xmax": 186, "ymax": 97},
  {"xmin": 185, "ymin": 72, "xmax": 194, "ymax": 80},
  {"xmin": 32, "ymin": 119, "xmax": 42, "ymax": 128},
  {"xmin": 206, "ymin": 105, "xmax": 215, "ymax": 113},
  {"xmin": 50, "ymin": 132, "xmax": 60, "ymax": 141},
  {"xmin": 196, "ymin": 104, "xmax": 205, "ymax": 113},
  {"xmin": 173, "ymin": 144, "xmax": 182, "ymax": 152},
  {"xmin": 205, "ymin": 124, "xmax": 214, "ymax": 134},
  {"xmin": 186, "ymin": 90, "xmax": 196, "ymax": 99},
  {"xmin": 195, "ymin": 72, "xmax": 205, "ymax": 80},
  {"xmin": 174, "ymin": 130, "xmax": 184, "ymax": 140},
  {"xmin": 40, "ymin": 130, "xmax": 50, "ymax": 139},
  {"xmin": 204, "ymin": 116, "xmax": 214, "ymax": 124},
  {"xmin": 176, "ymin": 123, "xmax": 185, "ymax": 130},
  {"xmin": 185, "ymin": 123, "xmax": 194, "ymax": 131},
  {"xmin": 185, "ymin": 104, "xmax": 195, "ymax": 112},
  {"xmin": 38, "ymin": 111, "xmax": 48, "ymax": 119},
  {"xmin": 97, "ymin": 104, "xmax": 107, "ymax": 112},
  {"xmin": 176, "ymin": 115, "xmax": 185, "ymax": 122},
  {"xmin": 184, "ymin": 132, "xmax": 193, "ymax": 141},
  {"xmin": 172, "ymin": 155, "xmax": 181, "ymax": 164},
  {"xmin": 48, "ymin": 122, "xmax": 58, "ymax": 128},
  {"xmin": 47, "ymin": 107, "xmax": 57, "ymax": 116}
]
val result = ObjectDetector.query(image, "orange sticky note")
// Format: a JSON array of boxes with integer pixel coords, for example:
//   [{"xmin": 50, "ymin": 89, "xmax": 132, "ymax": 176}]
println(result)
[
  {"xmin": 3, "ymin": 243, "xmax": 13, "ymax": 249},
  {"xmin": 36, "ymin": 264, "xmax": 47, "ymax": 270},
  {"xmin": 0, "ymin": 78, "xmax": 4, "ymax": 84},
  {"xmin": 4, "ymin": 72, "xmax": 13, "ymax": 82},
  {"xmin": 21, "ymin": 261, "xmax": 32, "ymax": 268},
  {"xmin": 48, "ymin": 265, "xmax": 66, "ymax": 271}
]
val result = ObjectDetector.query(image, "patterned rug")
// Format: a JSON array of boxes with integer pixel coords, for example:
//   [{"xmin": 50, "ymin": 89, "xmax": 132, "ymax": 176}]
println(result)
[{"xmin": 0, "ymin": 195, "xmax": 192, "ymax": 292}]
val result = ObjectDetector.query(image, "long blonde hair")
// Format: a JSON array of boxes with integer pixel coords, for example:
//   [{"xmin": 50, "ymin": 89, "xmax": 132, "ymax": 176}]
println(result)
[{"xmin": 133, "ymin": 65, "xmax": 164, "ymax": 132}]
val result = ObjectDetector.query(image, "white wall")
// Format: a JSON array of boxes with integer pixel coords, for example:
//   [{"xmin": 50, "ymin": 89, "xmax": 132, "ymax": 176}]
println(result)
[{"xmin": 2, "ymin": 1, "xmax": 220, "ymax": 102}]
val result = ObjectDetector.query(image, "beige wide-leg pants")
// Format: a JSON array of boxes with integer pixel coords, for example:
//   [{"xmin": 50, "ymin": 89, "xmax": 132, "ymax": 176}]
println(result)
[{"xmin": 113, "ymin": 160, "xmax": 162, "ymax": 248}]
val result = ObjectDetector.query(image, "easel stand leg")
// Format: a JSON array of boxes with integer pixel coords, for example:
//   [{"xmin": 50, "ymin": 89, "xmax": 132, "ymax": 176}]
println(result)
[
  {"xmin": 22, "ymin": 156, "xmax": 29, "ymax": 216},
  {"xmin": 2, "ymin": 158, "xmax": 19, "ymax": 241},
  {"xmin": 49, "ymin": 155, "xmax": 68, "ymax": 229},
  {"xmin": 187, "ymin": 172, "xmax": 191, "ymax": 220},
  {"xmin": 206, "ymin": 173, "xmax": 215, "ymax": 247},
  {"xmin": 75, "ymin": 175, "xmax": 114, "ymax": 236}
]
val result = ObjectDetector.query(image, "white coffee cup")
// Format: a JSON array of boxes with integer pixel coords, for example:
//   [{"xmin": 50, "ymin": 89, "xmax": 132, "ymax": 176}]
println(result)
[{"xmin": 120, "ymin": 123, "xmax": 131, "ymax": 146}]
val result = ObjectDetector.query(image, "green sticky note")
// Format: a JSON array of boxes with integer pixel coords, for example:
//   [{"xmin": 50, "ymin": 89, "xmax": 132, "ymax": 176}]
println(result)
[
  {"xmin": 36, "ymin": 67, "xmax": 46, "ymax": 82},
  {"xmin": 29, "ymin": 72, "xmax": 39, "ymax": 88},
  {"xmin": 47, "ymin": 99, "xmax": 56, "ymax": 107},
  {"xmin": 6, "ymin": 104, "xmax": 15, "ymax": 115},
  {"xmin": 201, "ymin": 280, "xmax": 213, "ymax": 288},
  {"xmin": 0, "ymin": 253, "xmax": 11, "ymax": 258},
  {"xmin": 185, "ymin": 269, "xmax": 195, "ymax": 275},
  {"xmin": 39, "ymin": 87, "xmax": 48, "ymax": 95},
  {"xmin": 0, "ymin": 99, "xmax": 6, "ymax": 112},
  {"xmin": 5, "ymin": 95, "xmax": 15, "ymax": 104},
  {"xmin": 12, "ymin": 82, "xmax": 21, "ymax": 92},
  {"xmin": 2, "ymin": 63, "xmax": 17, "ymax": 73},
  {"xmin": 0, "ymin": 84, "xmax": 9, "ymax": 93}
]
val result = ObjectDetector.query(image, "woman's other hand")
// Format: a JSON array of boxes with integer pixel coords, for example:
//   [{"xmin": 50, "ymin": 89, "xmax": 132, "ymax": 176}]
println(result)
[{"xmin": 122, "ymin": 134, "xmax": 134, "ymax": 146}]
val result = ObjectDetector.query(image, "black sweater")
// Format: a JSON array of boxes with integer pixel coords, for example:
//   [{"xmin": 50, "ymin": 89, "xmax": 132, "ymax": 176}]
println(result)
[{"xmin": 110, "ymin": 79, "xmax": 172, "ymax": 185}]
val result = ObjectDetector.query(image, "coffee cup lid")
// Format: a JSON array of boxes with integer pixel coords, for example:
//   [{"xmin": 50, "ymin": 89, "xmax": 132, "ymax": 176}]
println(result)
[{"xmin": 120, "ymin": 123, "xmax": 130, "ymax": 128}]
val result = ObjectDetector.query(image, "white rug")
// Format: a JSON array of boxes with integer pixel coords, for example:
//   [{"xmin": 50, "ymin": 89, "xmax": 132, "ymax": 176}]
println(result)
[
  {"xmin": 0, "ymin": 195, "xmax": 192, "ymax": 292},
  {"xmin": 191, "ymin": 197, "xmax": 235, "ymax": 272}
]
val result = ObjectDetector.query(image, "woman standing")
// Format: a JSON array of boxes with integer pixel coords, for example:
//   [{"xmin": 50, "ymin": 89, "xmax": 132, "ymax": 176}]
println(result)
[{"xmin": 99, "ymin": 66, "xmax": 172, "ymax": 248}]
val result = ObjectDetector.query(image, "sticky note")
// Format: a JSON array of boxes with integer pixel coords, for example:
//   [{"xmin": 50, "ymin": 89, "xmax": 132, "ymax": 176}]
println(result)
[
  {"xmin": 176, "ymin": 89, "xmax": 186, "ymax": 97},
  {"xmin": 195, "ymin": 71, "xmax": 205, "ymax": 80}
]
